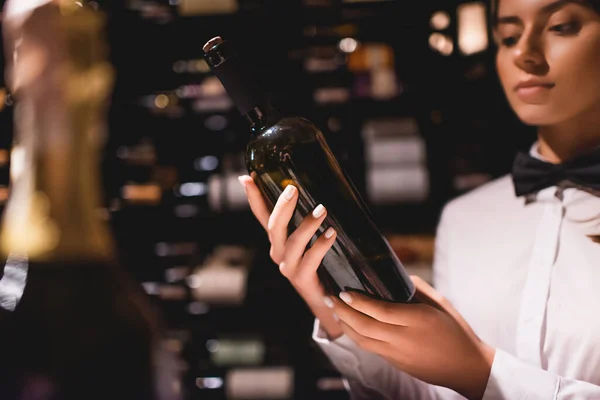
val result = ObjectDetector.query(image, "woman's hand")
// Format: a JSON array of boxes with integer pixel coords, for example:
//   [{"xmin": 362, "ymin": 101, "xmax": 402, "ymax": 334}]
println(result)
[
  {"xmin": 238, "ymin": 175, "xmax": 343, "ymax": 338},
  {"xmin": 327, "ymin": 276, "xmax": 496, "ymax": 399}
]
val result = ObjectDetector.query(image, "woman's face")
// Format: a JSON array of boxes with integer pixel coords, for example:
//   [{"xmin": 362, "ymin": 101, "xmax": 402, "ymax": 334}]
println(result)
[{"xmin": 495, "ymin": 0, "xmax": 600, "ymax": 126}]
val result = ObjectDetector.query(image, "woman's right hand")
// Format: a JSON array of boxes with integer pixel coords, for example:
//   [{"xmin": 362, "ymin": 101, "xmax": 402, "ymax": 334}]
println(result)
[{"xmin": 238, "ymin": 175, "xmax": 343, "ymax": 339}]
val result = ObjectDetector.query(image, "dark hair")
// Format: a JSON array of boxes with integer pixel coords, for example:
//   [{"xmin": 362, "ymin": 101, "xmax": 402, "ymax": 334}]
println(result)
[{"xmin": 491, "ymin": 0, "xmax": 600, "ymax": 25}]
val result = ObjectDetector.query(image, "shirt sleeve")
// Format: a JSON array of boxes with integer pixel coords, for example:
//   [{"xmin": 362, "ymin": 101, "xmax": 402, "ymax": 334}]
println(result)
[
  {"xmin": 483, "ymin": 348, "xmax": 600, "ymax": 400},
  {"xmin": 311, "ymin": 206, "xmax": 462, "ymax": 400}
]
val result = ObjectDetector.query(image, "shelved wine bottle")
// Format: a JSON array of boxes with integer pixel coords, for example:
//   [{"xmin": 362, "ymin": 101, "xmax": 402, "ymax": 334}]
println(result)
[
  {"xmin": 0, "ymin": 2, "xmax": 179, "ymax": 399},
  {"xmin": 202, "ymin": 37, "xmax": 415, "ymax": 302}
]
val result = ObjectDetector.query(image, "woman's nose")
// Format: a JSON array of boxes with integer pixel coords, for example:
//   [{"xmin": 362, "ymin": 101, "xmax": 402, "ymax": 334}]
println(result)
[{"xmin": 513, "ymin": 33, "xmax": 548, "ymax": 75}]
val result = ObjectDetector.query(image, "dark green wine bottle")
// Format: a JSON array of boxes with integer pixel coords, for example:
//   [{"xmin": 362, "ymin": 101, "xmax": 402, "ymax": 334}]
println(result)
[{"xmin": 202, "ymin": 37, "xmax": 415, "ymax": 302}]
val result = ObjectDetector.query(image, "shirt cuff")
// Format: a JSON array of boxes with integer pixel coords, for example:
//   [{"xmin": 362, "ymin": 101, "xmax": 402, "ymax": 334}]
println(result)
[
  {"xmin": 483, "ymin": 348, "xmax": 559, "ymax": 400},
  {"xmin": 312, "ymin": 319, "xmax": 361, "ymax": 374}
]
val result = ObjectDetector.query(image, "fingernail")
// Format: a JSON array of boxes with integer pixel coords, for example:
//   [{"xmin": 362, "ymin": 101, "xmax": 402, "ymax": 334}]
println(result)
[
  {"xmin": 312, "ymin": 204, "xmax": 325, "ymax": 218},
  {"xmin": 238, "ymin": 176, "xmax": 246, "ymax": 188},
  {"xmin": 324, "ymin": 227, "xmax": 335, "ymax": 239},
  {"xmin": 339, "ymin": 291, "xmax": 352, "ymax": 304},
  {"xmin": 283, "ymin": 185, "xmax": 296, "ymax": 201},
  {"xmin": 324, "ymin": 296, "xmax": 334, "ymax": 308},
  {"xmin": 332, "ymin": 313, "xmax": 339, "ymax": 322}
]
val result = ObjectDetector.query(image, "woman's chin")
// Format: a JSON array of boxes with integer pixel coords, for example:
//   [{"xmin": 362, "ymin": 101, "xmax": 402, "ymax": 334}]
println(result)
[{"xmin": 514, "ymin": 107, "xmax": 563, "ymax": 127}]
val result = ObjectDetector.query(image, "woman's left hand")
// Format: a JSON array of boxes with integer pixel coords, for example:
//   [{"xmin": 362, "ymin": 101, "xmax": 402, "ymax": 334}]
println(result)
[{"xmin": 327, "ymin": 276, "xmax": 496, "ymax": 400}]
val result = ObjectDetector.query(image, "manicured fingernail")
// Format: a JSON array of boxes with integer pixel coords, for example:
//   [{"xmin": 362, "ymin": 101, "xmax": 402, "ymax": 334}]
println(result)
[
  {"xmin": 283, "ymin": 185, "xmax": 296, "ymax": 201},
  {"xmin": 324, "ymin": 296, "xmax": 334, "ymax": 308},
  {"xmin": 238, "ymin": 176, "xmax": 246, "ymax": 188},
  {"xmin": 324, "ymin": 227, "xmax": 335, "ymax": 239},
  {"xmin": 339, "ymin": 291, "xmax": 352, "ymax": 304},
  {"xmin": 312, "ymin": 204, "xmax": 325, "ymax": 218}
]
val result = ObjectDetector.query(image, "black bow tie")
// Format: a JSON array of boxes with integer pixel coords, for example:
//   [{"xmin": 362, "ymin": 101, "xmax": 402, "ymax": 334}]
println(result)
[{"xmin": 511, "ymin": 148, "xmax": 600, "ymax": 197}]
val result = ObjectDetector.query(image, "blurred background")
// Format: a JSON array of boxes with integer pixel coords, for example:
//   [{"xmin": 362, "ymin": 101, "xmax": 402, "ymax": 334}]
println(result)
[{"xmin": 0, "ymin": 0, "xmax": 536, "ymax": 399}]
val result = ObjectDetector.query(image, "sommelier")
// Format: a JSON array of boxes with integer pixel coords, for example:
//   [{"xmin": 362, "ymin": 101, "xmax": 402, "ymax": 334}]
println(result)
[{"xmin": 238, "ymin": 0, "xmax": 600, "ymax": 398}]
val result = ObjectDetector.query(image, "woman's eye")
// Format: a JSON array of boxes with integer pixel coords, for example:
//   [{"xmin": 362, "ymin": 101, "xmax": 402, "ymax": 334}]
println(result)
[
  {"xmin": 549, "ymin": 22, "xmax": 579, "ymax": 35},
  {"xmin": 501, "ymin": 36, "xmax": 519, "ymax": 47}
]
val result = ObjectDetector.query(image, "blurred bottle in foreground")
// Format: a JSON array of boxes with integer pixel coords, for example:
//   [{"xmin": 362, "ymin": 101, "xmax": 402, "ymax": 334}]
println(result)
[{"xmin": 0, "ymin": 1, "xmax": 181, "ymax": 399}]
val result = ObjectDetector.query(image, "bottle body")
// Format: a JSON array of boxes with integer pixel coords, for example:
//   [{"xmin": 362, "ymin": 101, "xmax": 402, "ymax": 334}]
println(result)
[
  {"xmin": 202, "ymin": 36, "xmax": 414, "ymax": 302},
  {"xmin": 247, "ymin": 116, "xmax": 415, "ymax": 302}
]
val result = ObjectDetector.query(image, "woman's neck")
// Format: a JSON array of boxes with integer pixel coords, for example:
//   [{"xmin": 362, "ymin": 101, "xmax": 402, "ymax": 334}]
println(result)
[{"xmin": 537, "ymin": 105, "xmax": 600, "ymax": 164}]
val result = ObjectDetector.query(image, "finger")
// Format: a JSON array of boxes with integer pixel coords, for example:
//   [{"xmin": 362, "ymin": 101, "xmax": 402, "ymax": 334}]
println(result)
[
  {"xmin": 281, "ymin": 204, "xmax": 328, "ymax": 269},
  {"xmin": 266, "ymin": 184, "xmax": 298, "ymax": 263},
  {"xmin": 238, "ymin": 175, "xmax": 270, "ymax": 230},
  {"xmin": 411, "ymin": 275, "xmax": 445, "ymax": 306},
  {"xmin": 338, "ymin": 320, "xmax": 391, "ymax": 356},
  {"xmin": 286, "ymin": 227, "xmax": 337, "ymax": 284},
  {"xmin": 331, "ymin": 296, "xmax": 398, "ymax": 342},
  {"xmin": 411, "ymin": 275, "xmax": 447, "ymax": 312},
  {"xmin": 337, "ymin": 291, "xmax": 428, "ymax": 327}
]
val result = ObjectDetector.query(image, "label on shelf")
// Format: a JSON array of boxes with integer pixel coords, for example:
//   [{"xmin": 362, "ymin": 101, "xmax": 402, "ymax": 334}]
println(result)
[
  {"xmin": 225, "ymin": 367, "xmax": 294, "ymax": 400},
  {"xmin": 178, "ymin": 0, "xmax": 238, "ymax": 15},
  {"xmin": 366, "ymin": 165, "xmax": 429, "ymax": 204},
  {"xmin": 121, "ymin": 183, "xmax": 162, "ymax": 205}
]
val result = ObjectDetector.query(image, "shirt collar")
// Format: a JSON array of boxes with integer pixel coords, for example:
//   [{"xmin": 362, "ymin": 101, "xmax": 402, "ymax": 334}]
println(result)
[
  {"xmin": 529, "ymin": 142, "xmax": 551, "ymax": 162},
  {"xmin": 530, "ymin": 141, "xmax": 600, "ymax": 162},
  {"xmin": 527, "ymin": 142, "xmax": 600, "ymax": 236},
  {"xmin": 524, "ymin": 142, "xmax": 559, "ymax": 203},
  {"xmin": 525, "ymin": 141, "xmax": 600, "ymax": 202}
]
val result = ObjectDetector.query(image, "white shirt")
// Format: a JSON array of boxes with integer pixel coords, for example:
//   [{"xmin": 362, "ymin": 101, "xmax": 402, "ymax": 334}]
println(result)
[{"xmin": 313, "ymin": 144, "xmax": 600, "ymax": 399}]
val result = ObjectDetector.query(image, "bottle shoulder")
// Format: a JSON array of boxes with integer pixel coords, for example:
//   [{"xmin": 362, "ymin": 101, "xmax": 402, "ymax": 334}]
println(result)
[
  {"xmin": 245, "ymin": 115, "xmax": 331, "ymax": 173},
  {"xmin": 249, "ymin": 115, "xmax": 322, "ymax": 147}
]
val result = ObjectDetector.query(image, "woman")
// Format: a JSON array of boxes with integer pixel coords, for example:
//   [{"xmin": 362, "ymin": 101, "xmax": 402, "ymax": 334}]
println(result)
[{"xmin": 238, "ymin": 0, "xmax": 600, "ymax": 398}]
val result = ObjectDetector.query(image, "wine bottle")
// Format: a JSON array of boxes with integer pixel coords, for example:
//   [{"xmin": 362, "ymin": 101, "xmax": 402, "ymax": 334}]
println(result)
[
  {"xmin": 202, "ymin": 37, "xmax": 415, "ymax": 302},
  {"xmin": 0, "ymin": 2, "xmax": 180, "ymax": 399}
]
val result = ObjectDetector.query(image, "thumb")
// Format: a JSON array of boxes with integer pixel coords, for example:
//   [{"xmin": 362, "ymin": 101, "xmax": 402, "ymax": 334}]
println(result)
[{"xmin": 411, "ymin": 275, "xmax": 480, "ymax": 342}]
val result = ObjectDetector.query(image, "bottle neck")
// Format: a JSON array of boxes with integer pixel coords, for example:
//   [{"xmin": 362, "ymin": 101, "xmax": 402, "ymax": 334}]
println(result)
[{"xmin": 243, "ymin": 103, "xmax": 278, "ymax": 136}]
